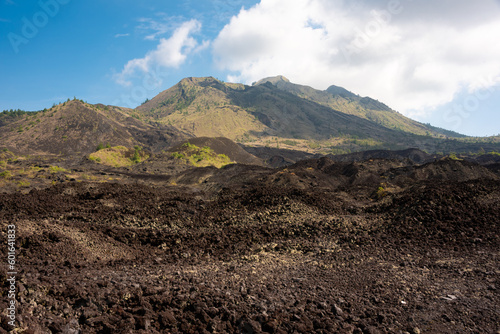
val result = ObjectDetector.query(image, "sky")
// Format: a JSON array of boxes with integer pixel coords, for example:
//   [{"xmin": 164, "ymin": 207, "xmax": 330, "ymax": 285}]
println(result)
[{"xmin": 1, "ymin": 0, "xmax": 499, "ymax": 137}]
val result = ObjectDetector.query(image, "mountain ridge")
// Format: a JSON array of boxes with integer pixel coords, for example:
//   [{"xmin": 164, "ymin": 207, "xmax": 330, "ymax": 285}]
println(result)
[
  {"xmin": 1, "ymin": 76, "xmax": 499, "ymax": 159},
  {"xmin": 253, "ymin": 75, "xmax": 464, "ymax": 138},
  {"xmin": 132, "ymin": 76, "xmax": 486, "ymax": 155},
  {"xmin": 0, "ymin": 99, "xmax": 190, "ymax": 156}
]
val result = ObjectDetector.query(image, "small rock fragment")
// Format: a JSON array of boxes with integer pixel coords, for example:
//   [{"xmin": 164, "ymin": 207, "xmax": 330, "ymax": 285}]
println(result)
[
  {"xmin": 62, "ymin": 319, "xmax": 80, "ymax": 334},
  {"xmin": 332, "ymin": 304, "xmax": 343, "ymax": 316}
]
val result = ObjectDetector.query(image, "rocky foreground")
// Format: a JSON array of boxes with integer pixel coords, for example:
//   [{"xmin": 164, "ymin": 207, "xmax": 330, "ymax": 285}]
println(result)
[{"xmin": 0, "ymin": 157, "xmax": 499, "ymax": 333}]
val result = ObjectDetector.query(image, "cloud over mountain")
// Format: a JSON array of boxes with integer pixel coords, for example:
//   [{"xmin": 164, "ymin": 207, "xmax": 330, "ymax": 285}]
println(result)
[
  {"xmin": 212, "ymin": 0, "xmax": 500, "ymax": 117},
  {"xmin": 115, "ymin": 19, "xmax": 209, "ymax": 87}
]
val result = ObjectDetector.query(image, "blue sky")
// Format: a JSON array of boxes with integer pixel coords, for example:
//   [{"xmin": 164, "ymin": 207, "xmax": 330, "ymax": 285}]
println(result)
[{"xmin": 1, "ymin": 0, "xmax": 499, "ymax": 137}]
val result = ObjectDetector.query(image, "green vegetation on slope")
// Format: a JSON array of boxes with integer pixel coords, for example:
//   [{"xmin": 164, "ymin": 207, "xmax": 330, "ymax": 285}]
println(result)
[
  {"xmin": 1, "ymin": 109, "xmax": 33, "ymax": 117},
  {"xmin": 89, "ymin": 146, "xmax": 149, "ymax": 167},
  {"xmin": 135, "ymin": 77, "xmax": 266, "ymax": 139},
  {"xmin": 170, "ymin": 142, "xmax": 233, "ymax": 168},
  {"xmin": 0, "ymin": 109, "xmax": 41, "ymax": 128}
]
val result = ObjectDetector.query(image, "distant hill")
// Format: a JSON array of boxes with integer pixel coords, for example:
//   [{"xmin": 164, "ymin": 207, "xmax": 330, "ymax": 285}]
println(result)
[
  {"xmin": 134, "ymin": 76, "xmax": 496, "ymax": 155},
  {"xmin": 137, "ymin": 76, "xmax": 425, "ymax": 141},
  {"xmin": 253, "ymin": 75, "xmax": 465, "ymax": 138},
  {"xmin": 2, "ymin": 77, "xmax": 499, "ymax": 159},
  {"xmin": 0, "ymin": 100, "xmax": 189, "ymax": 156}
]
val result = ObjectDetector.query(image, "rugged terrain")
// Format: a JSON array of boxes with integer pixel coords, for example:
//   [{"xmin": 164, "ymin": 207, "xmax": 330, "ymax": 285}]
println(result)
[
  {"xmin": 0, "ymin": 100, "xmax": 189, "ymax": 157},
  {"xmin": 1, "ymin": 76, "xmax": 499, "ymax": 333},
  {"xmin": 0, "ymin": 152, "xmax": 499, "ymax": 333}
]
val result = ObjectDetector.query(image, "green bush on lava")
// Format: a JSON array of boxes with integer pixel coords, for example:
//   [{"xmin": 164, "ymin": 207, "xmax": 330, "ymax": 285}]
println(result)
[
  {"xmin": 89, "ymin": 146, "xmax": 149, "ymax": 167},
  {"xmin": 49, "ymin": 166, "xmax": 68, "ymax": 173},
  {"xmin": 0, "ymin": 170, "xmax": 12, "ymax": 179},
  {"xmin": 170, "ymin": 143, "xmax": 232, "ymax": 168}
]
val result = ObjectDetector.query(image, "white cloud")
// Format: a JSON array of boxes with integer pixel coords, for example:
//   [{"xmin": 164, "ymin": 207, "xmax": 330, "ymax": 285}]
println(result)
[
  {"xmin": 212, "ymin": 0, "xmax": 500, "ymax": 117},
  {"xmin": 136, "ymin": 14, "xmax": 185, "ymax": 41},
  {"xmin": 114, "ymin": 33, "xmax": 130, "ymax": 38},
  {"xmin": 115, "ymin": 19, "xmax": 209, "ymax": 86}
]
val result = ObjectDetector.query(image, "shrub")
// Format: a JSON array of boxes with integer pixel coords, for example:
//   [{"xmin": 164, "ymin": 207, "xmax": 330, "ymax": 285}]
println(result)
[
  {"xmin": 375, "ymin": 186, "xmax": 387, "ymax": 199},
  {"xmin": 201, "ymin": 146, "xmax": 212, "ymax": 153},
  {"xmin": 182, "ymin": 142, "xmax": 197, "ymax": 149},
  {"xmin": 0, "ymin": 171, "xmax": 12, "ymax": 179},
  {"xmin": 89, "ymin": 146, "xmax": 148, "ymax": 167},
  {"xmin": 283, "ymin": 140, "xmax": 298, "ymax": 146},
  {"xmin": 374, "ymin": 183, "xmax": 389, "ymax": 200},
  {"xmin": 49, "ymin": 166, "xmax": 67, "ymax": 173},
  {"xmin": 132, "ymin": 146, "xmax": 142, "ymax": 163},
  {"xmin": 308, "ymin": 142, "xmax": 321, "ymax": 149},
  {"xmin": 171, "ymin": 143, "xmax": 232, "ymax": 168},
  {"xmin": 171, "ymin": 152, "xmax": 185, "ymax": 159}
]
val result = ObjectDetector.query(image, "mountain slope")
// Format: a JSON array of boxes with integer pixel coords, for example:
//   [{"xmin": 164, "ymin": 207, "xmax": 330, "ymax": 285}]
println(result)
[
  {"xmin": 135, "ymin": 77, "xmax": 421, "ymax": 146},
  {"xmin": 227, "ymin": 80, "xmax": 400, "ymax": 140},
  {"xmin": 254, "ymin": 76, "xmax": 464, "ymax": 138},
  {"xmin": 0, "ymin": 100, "xmax": 189, "ymax": 156},
  {"xmin": 135, "ymin": 77, "xmax": 267, "ymax": 139},
  {"xmin": 134, "ymin": 76, "xmax": 499, "ymax": 155}
]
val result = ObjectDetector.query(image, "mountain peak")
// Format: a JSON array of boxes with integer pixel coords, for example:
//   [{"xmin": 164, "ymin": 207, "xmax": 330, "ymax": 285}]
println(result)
[
  {"xmin": 130, "ymin": 75, "xmax": 469, "ymax": 151},
  {"xmin": 178, "ymin": 76, "xmax": 219, "ymax": 85},
  {"xmin": 253, "ymin": 75, "xmax": 290, "ymax": 86},
  {"xmin": 326, "ymin": 85, "xmax": 357, "ymax": 99}
]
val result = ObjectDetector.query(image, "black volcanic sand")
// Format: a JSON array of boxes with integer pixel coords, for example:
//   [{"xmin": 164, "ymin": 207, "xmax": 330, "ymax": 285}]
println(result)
[{"xmin": 0, "ymin": 158, "xmax": 499, "ymax": 333}]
